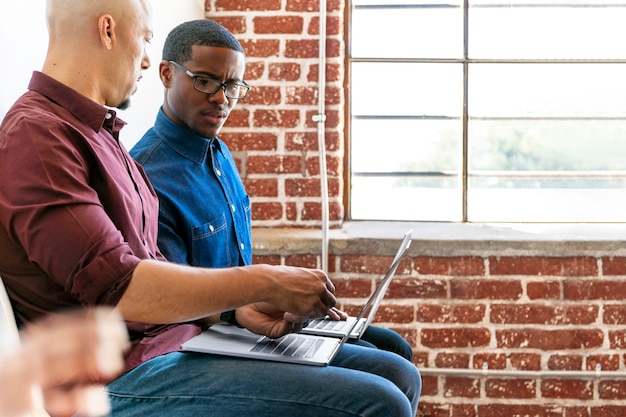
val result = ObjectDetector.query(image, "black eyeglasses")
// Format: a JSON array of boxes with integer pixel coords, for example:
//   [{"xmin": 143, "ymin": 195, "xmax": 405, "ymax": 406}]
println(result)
[{"xmin": 169, "ymin": 61, "xmax": 251, "ymax": 100}]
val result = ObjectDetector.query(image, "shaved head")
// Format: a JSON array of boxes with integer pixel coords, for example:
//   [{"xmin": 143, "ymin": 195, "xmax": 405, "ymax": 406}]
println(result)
[{"xmin": 43, "ymin": 0, "xmax": 153, "ymax": 108}]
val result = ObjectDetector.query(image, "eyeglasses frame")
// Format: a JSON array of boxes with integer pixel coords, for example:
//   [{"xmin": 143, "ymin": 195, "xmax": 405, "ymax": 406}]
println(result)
[{"xmin": 168, "ymin": 60, "xmax": 251, "ymax": 100}]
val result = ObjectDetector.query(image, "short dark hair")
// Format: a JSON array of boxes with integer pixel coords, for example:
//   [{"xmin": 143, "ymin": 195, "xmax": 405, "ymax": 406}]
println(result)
[{"xmin": 162, "ymin": 19, "xmax": 244, "ymax": 63}]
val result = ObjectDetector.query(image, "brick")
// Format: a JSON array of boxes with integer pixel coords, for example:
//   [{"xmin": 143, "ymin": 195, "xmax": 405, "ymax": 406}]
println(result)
[
  {"xmin": 478, "ymin": 404, "xmax": 562, "ymax": 417},
  {"xmin": 608, "ymin": 330, "xmax": 626, "ymax": 348},
  {"xmin": 244, "ymin": 61, "xmax": 265, "ymax": 80},
  {"xmin": 308, "ymin": 15, "xmax": 342, "ymax": 36},
  {"xmin": 221, "ymin": 132, "xmax": 277, "ymax": 151},
  {"xmin": 239, "ymin": 39, "xmax": 280, "ymax": 57},
  {"xmin": 421, "ymin": 328, "xmax": 491, "ymax": 348},
  {"xmin": 286, "ymin": 0, "xmax": 343, "ymax": 12},
  {"xmin": 527, "ymin": 280, "xmax": 561, "ymax": 299},
  {"xmin": 599, "ymin": 380, "xmax": 626, "ymax": 399},
  {"xmin": 564, "ymin": 279, "xmax": 626, "ymax": 300},
  {"xmin": 284, "ymin": 254, "xmax": 317, "ymax": 268},
  {"xmin": 450, "ymin": 404, "xmax": 476, "ymax": 417},
  {"xmin": 253, "ymin": 109, "xmax": 300, "ymax": 128},
  {"xmin": 509, "ymin": 353, "xmax": 541, "ymax": 370},
  {"xmin": 211, "ymin": 16, "xmax": 246, "ymax": 34},
  {"xmin": 253, "ymin": 16, "xmax": 304, "ymax": 34},
  {"xmin": 285, "ymin": 201, "xmax": 297, "ymax": 221},
  {"xmin": 547, "ymin": 354, "xmax": 582, "ymax": 370},
  {"xmin": 305, "ymin": 109, "xmax": 341, "ymax": 129},
  {"xmin": 564, "ymin": 407, "xmax": 589, "ymax": 417},
  {"xmin": 224, "ymin": 109, "xmax": 250, "ymax": 127},
  {"xmin": 305, "ymin": 155, "xmax": 342, "ymax": 177},
  {"xmin": 286, "ymin": 86, "xmax": 318, "ymax": 105},
  {"xmin": 415, "ymin": 256, "xmax": 485, "ymax": 276},
  {"xmin": 269, "ymin": 63, "xmax": 301, "ymax": 81},
  {"xmin": 301, "ymin": 201, "xmax": 342, "ymax": 221},
  {"xmin": 242, "ymin": 179, "xmax": 278, "ymax": 197},
  {"xmin": 333, "ymin": 277, "xmax": 372, "ymax": 298},
  {"xmin": 247, "ymin": 155, "xmax": 302, "ymax": 174},
  {"xmin": 451, "ymin": 279, "xmax": 522, "ymax": 300},
  {"xmin": 285, "ymin": 131, "xmax": 340, "ymax": 152},
  {"xmin": 444, "ymin": 377, "xmax": 479, "ymax": 398},
  {"xmin": 340, "ymin": 254, "xmax": 400, "ymax": 275},
  {"xmin": 485, "ymin": 379, "xmax": 536, "ymax": 399},
  {"xmin": 586, "ymin": 354, "xmax": 620, "ymax": 371},
  {"xmin": 244, "ymin": 86, "xmax": 281, "ymax": 105},
  {"xmin": 418, "ymin": 402, "xmax": 450, "ymax": 417},
  {"xmin": 252, "ymin": 254, "xmax": 280, "ymax": 265},
  {"xmin": 387, "ymin": 279, "xmax": 448, "ymax": 299},
  {"xmin": 416, "ymin": 304, "xmax": 486, "ymax": 324},
  {"xmin": 602, "ymin": 256, "xmax": 626, "ymax": 275},
  {"xmin": 251, "ymin": 202, "xmax": 282, "ymax": 220},
  {"xmin": 473, "ymin": 353, "xmax": 507, "ymax": 370},
  {"xmin": 285, "ymin": 178, "xmax": 340, "ymax": 198},
  {"xmin": 216, "ymin": 0, "xmax": 281, "ymax": 11},
  {"xmin": 489, "ymin": 304, "xmax": 598, "ymax": 325},
  {"xmin": 497, "ymin": 329, "xmax": 603, "ymax": 349},
  {"xmin": 420, "ymin": 375, "xmax": 438, "ymax": 396},
  {"xmin": 603, "ymin": 305, "xmax": 626, "ymax": 324},
  {"xmin": 589, "ymin": 406, "xmax": 626, "ymax": 417},
  {"xmin": 435, "ymin": 353, "xmax": 470, "ymax": 368},
  {"xmin": 374, "ymin": 304, "xmax": 414, "ymax": 324},
  {"xmin": 541, "ymin": 379, "xmax": 593, "ymax": 399},
  {"xmin": 285, "ymin": 39, "xmax": 319, "ymax": 58},
  {"xmin": 307, "ymin": 62, "xmax": 342, "ymax": 82},
  {"xmin": 489, "ymin": 256, "xmax": 598, "ymax": 276}
]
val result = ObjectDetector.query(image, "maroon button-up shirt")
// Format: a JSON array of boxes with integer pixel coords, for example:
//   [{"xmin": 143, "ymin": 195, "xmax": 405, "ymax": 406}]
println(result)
[{"xmin": 0, "ymin": 72, "xmax": 199, "ymax": 371}]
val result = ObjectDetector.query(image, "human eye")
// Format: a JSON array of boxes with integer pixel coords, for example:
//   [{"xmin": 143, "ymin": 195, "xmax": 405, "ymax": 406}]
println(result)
[{"xmin": 195, "ymin": 76, "xmax": 219, "ymax": 92}]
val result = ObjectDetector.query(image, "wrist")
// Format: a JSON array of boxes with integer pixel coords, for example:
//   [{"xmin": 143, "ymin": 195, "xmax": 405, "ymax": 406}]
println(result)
[{"xmin": 220, "ymin": 309, "xmax": 243, "ymax": 328}]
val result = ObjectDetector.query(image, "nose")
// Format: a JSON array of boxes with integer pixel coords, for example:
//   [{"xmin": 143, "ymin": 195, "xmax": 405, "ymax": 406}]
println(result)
[
  {"xmin": 141, "ymin": 49, "xmax": 151, "ymax": 70},
  {"xmin": 208, "ymin": 86, "xmax": 228, "ymax": 105}
]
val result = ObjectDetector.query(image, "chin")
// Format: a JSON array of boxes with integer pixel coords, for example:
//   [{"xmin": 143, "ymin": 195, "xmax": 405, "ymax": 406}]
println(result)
[{"xmin": 117, "ymin": 98, "xmax": 131, "ymax": 110}]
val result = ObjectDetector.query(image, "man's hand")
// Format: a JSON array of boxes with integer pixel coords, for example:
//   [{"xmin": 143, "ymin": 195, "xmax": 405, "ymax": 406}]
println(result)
[{"xmin": 234, "ymin": 303, "xmax": 312, "ymax": 339}]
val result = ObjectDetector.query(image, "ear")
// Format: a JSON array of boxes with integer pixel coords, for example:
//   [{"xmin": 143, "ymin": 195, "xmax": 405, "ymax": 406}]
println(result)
[
  {"xmin": 98, "ymin": 15, "xmax": 115, "ymax": 49},
  {"xmin": 159, "ymin": 60, "xmax": 174, "ymax": 88}
]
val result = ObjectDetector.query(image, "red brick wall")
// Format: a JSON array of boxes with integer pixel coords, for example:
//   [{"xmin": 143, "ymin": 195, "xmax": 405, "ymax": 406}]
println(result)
[
  {"xmin": 255, "ymin": 242, "xmax": 626, "ymax": 417},
  {"xmin": 206, "ymin": 2, "xmax": 626, "ymax": 416},
  {"xmin": 207, "ymin": 0, "xmax": 345, "ymax": 227}
]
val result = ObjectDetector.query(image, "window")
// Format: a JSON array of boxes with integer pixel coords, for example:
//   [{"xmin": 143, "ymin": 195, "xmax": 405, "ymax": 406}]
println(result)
[{"xmin": 349, "ymin": 0, "xmax": 626, "ymax": 222}]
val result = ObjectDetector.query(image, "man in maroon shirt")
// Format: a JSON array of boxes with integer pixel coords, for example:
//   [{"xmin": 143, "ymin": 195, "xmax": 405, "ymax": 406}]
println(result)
[{"xmin": 0, "ymin": 1, "xmax": 420, "ymax": 416}]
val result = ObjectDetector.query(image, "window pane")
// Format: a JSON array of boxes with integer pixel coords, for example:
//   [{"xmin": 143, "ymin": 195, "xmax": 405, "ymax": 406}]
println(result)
[
  {"xmin": 469, "ymin": 64, "xmax": 626, "ymax": 117},
  {"xmin": 468, "ymin": 120, "xmax": 626, "ymax": 222},
  {"xmin": 469, "ymin": 4, "xmax": 626, "ymax": 59},
  {"xmin": 352, "ymin": 62, "xmax": 463, "ymax": 116},
  {"xmin": 352, "ymin": 177, "xmax": 463, "ymax": 221},
  {"xmin": 352, "ymin": 119, "xmax": 462, "ymax": 172},
  {"xmin": 351, "ymin": 5, "xmax": 463, "ymax": 59}
]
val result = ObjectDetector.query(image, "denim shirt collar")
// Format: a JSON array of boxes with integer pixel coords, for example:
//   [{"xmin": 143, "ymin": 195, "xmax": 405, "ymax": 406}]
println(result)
[{"xmin": 152, "ymin": 108, "xmax": 223, "ymax": 165}]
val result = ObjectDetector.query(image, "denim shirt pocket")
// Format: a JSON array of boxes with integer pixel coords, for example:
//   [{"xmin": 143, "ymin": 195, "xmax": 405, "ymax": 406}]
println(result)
[{"xmin": 190, "ymin": 213, "xmax": 232, "ymax": 267}]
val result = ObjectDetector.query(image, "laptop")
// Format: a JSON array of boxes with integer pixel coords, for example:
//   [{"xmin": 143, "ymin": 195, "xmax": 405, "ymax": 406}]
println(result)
[
  {"xmin": 299, "ymin": 229, "xmax": 412, "ymax": 339},
  {"xmin": 180, "ymin": 229, "xmax": 412, "ymax": 366},
  {"xmin": 180, "ymin": 320, "xmax": 354, "ymax": 366}
]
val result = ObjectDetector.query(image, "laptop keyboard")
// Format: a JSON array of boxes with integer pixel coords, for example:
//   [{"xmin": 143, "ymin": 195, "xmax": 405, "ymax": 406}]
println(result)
[
  {"xmin": 308, "ymin": 318, "xmax": 350, "ymax": 331},
  {"xmin": 251, "ymin": 334, "xmax": 324, "ymax": 358}
]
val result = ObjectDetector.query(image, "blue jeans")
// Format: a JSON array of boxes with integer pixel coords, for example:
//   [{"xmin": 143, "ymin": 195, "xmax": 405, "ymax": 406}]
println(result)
[
  {"xmin": 107, "ymin": 344, "xmax": 421, "ymax": 417},
  {"xmin": 356, "ymin": 325, "xmax": 414, "ymax": 362}
]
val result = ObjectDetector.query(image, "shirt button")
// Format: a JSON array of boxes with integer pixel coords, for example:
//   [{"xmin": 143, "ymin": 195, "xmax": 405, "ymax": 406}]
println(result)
[
  {"xmin": 231, "ymin": 204, "xmax": 236, "ymax": 212},
  {"xmin": 240, "ymin": 243, "xmax": 245, "ymax": 250},
  {"xmin": 209, "ymin": 225, "xmax": 214, "ymax": 232},
  {"xmin": 105, "ymin": 113, "xmax": 112, "ymax": 119},
  {"xmin": 216, "ymin": 169, "xmax": 222, "ymax": 176}
]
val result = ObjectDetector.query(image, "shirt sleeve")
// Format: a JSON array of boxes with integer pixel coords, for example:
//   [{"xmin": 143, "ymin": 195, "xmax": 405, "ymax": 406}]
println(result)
[{"xmin": 0, "ymin": 112, "xmax": 141, "ymax": 306}]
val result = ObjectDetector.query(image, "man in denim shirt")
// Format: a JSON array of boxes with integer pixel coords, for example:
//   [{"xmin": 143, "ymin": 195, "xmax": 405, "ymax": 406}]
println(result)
[{"xmin": 131, "ymin": 20, "xmax": 415, "ymax": 361}]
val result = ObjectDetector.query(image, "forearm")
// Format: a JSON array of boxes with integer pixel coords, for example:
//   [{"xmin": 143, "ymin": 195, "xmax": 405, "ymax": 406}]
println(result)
[{"xmin": 116, "ymin": 259, "xmax": 272, "ymax": 324}]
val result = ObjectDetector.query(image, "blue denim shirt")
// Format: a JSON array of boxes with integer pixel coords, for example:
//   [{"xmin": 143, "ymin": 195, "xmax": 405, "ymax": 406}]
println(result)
[{"xmin": 130, "ymin": 109, "xmax": 252, "ymax": 267}]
